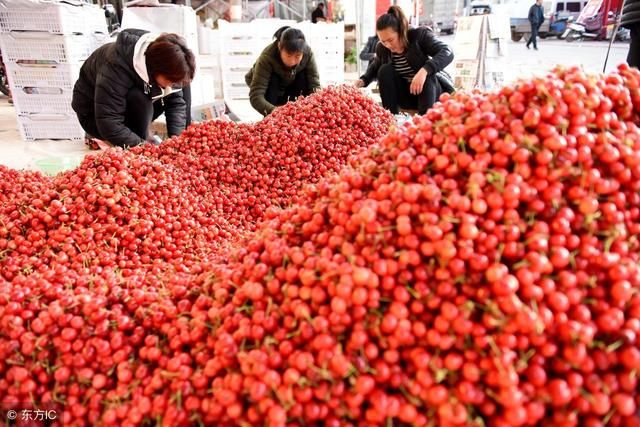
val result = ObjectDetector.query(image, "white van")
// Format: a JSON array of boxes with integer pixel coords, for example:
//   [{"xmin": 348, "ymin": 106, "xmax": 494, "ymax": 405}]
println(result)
[
  {"xmin": 507, "ymin": 0, "xmax": 586, "ymax": 41},
  {"xmin": 553, "ymin": 0, "xmax": 587, "ymax": 19}
]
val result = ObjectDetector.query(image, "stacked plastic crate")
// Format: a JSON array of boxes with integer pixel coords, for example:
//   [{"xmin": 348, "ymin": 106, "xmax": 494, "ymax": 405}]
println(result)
[
  {"xmin": 218, "ymin": 20, "xmax": 295, "ymax": 102},
  {"xmin": 298, "ymin": 22, "xmax": 345, "ymax": 87},
  {"xmin": 0, "ymin": 1, "xmax": 108, "ymax": 141}
]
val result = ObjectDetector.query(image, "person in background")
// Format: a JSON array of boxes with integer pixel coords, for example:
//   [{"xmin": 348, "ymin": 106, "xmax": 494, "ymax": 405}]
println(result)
[
  {"xmin": 359, "ymin": 34, "xmax": 379, "ymax": 68},
  {"xmin": 354, "ymin": 6, "xmax": 454, "ymax": 115},
  {"xmin": 72, "ymin": 29, "xmax": 195, "ymax": 148},
  {"xmin": 311, "ymin": 3, "xmax": 326, "ymax": 23},
  {"xmin": 245, "ymin": 26, "xmax": 321, "ymax": 116},
  {"xmin": 621, "ymin": 0, "xmax": 640, "ymax": 67},
  {"xmin": 526, "ymin": 0, "xmax": 545, "ymax": 50}
]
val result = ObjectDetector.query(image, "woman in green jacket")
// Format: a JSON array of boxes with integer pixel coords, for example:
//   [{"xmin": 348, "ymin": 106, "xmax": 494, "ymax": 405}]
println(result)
[{"xmin": 245, "ymin": 26, "xmax": 321, "ymax": 116}]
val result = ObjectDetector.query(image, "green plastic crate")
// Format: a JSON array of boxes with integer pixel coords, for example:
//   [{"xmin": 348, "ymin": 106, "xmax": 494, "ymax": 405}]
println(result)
[{"xmin": 35, "ymin": 155, "xmax": 83, "ymax": 176}]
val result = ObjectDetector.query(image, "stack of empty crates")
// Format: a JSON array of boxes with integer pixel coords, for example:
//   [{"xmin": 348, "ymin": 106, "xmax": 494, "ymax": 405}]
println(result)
[
  {"xmin": 0, "ymin": 1, "xmax": 108, "ymax": 141},
  {"xmin": 298, "ymin": 22, "xmax": 344, "ymax": 87},
  {"xmin": 218, "ymin": 20, "xmax": 294, "ymax": 102}
]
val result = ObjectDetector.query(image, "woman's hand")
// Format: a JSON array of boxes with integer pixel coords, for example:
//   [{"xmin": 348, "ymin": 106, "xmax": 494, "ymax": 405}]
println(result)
[
  {"xmin": 354, "ymin": 79, "xmax": 365, "ymax": 88},
  {"xmin": 410, "ymin": 69, "xmax": 428, "ymax": 95}
]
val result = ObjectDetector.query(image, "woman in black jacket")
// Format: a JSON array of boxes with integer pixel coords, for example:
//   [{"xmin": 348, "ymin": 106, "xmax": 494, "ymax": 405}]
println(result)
[
  {"xmin": 354, "ymin": 6, "xmax": 454, "ymax": 115},
  {"xmin": 621, "ymin": 0, "xmax": 640, "ymax": 68},
  {"xmin": 359, "ymin": 35, "xmax": 379, "ymax": 64},
  {"xmin": 72, "ymin": 29, "xmax": 196, "ymax": 148}
]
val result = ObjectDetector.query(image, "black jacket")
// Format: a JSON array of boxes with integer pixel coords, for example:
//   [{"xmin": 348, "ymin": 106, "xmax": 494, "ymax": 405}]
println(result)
[
  {"xmin": 72, "ymin": 29, "xmax": 188, "ymax": 147},
  {"xmin": 359, "ymin": 27, "xmax": 454, "ymax": 87},
  {"xmin": 621, "ymin": 0, "xmax": 640, "ymax": 28},
  {"xmin": 311, "ymin": 7, "xmax": 324, "ymax": 23},
  {"xmin": 528, "ymin": 4, "xmax": 545, "ymax": 26},
  {"xmin": 359, "ymin": 35, "xmax": 379, "ymax": 62}
]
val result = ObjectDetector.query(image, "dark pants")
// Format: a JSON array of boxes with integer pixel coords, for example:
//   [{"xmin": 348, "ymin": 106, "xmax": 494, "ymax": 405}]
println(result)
[
  {"xmin": 78, "ymin": 85, "xmax": 191, "ymax": 142},
  {"xmin": 265, "ymin": 72, "xmax": 311, "ymax": 108},
  {"xmin": 629, "ymin": 25, "xmax": 640, "ymax": 68},
  {"xmin": 527, "ymin": 23, "xmax": 540, "ymax": 49},
  {"xmin": 377, "ymin": 63, "xmax": 441, "ymax": 115}
]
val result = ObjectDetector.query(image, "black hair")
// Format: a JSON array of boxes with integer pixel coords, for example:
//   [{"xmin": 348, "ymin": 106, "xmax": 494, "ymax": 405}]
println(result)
[
  {"xmin": 376, "ymin": 5, "xmax": 409, "ymax": 48},
  {"xmin": 318, "ymin": 2, "xmax": 324, "ymax": 7},
  {"xmin": 273, "ymin": 26, "xmax": 308, "ymax": 54}
]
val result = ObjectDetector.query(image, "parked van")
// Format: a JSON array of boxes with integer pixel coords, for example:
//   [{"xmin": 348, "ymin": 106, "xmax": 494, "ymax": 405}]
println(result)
[
  {"xmin": 507, "ymin": 0, "xmax": 586, "ymax": 41},
  {"xmin": 422, "ymin": 0, "xmax": 459, "ymax": 34},
  {"xmin": 554, "ymin": 0, "xmax": 588, "ymax": 19}
]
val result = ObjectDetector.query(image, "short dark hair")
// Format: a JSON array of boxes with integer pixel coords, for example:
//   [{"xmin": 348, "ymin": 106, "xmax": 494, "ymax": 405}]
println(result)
[
  {"xmin": 145, "ymin": 33, "xmax": 196, "ymax": 85},
  {"xmin": 376, "ymin": 6, "xmax": 409, "ymax": 49},
  {"xmin": 273, "ymin": 26, "xmax": 308, "ymax": 54},
  {"xmin": 318, "ymin": 3, "xmax": 324, "ymax": 7}
]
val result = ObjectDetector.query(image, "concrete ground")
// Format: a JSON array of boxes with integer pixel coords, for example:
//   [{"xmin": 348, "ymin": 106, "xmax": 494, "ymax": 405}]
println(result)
[
  {"xmin": 466, "ymin": 35, "xmax": 631, "ymax": 82},
  {"xmin": 0, "ymin": 36, "xmax": 630, "ymax": 174},
  {"xmin": 0, "ymin": 94, "xmax": 92, "ymax": 172}
]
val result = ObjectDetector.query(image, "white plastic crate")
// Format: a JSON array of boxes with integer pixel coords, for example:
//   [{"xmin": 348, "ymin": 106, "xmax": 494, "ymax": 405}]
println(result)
[
  {"xmin": 17, "ymin": 114, "xmax": 84, "ymax": 141},
  {"xmin": 122, "ymin": 6, "xmax": 199, "ymax": 54},
  {"xmin": 316, "ymin": 59, "xmax": 344, "ymax": 70},
  {"xmin": 218, "ymin": 19, "xmax": 294, "ymax": 101},
  {"xmin": 197, "ymin": 62, "xmax": 223, "ymax": 101},
  {"xmin": 0, "ymin": 3, "xmax": 107, "ymax": 35},
  {"xmin": 11, "ymin": 87, "xmax": 74, "ymax": 115},
  {"xmin": 219, "ymin": 53, "xmax": 257, "ymax": 70},
  {"xmin": 194, "ymin": 54, "xmax": 223, "ymax": 103},
  {"xmin": 319, "ymin": 65, "xmax": 345, "ymax": 76},
  {"xmin": 317, "ymin": 58, "xmax": 343, "ymax": 71},
  {"xmin": 5, "ymin": 62, "xmax": 81, "ymax": 89},
  {"xmin": 313, "ymin": 43, "xmax": 344, "ymax": 54},
  {"xmin": 0, "ymin": 32, "xmax": 108, "ymax": 64},
  {"xmin": 221, "ymin": 35, "xmax": 269, "ymax": 53},
  {"xmin": 198, "ymin": 53, "xmax": 220, "ymax": 68},
  {"xmin": 218, "ymin": 19, "xmax": 295, "ymax": 38},
  {"xmin": 321, "ymin": 71, "xmax": 345, "ymax": 86},
  {"xmin": 223, "ymin": 83, "xmax": 250, "ymax": 100},
  {"xmin": 222, "ymin": 68, "xmax": 250, "ymax": 83}
]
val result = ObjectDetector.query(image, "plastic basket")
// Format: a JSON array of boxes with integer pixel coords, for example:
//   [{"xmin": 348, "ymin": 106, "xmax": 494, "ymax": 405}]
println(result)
[
  {"xmin": 5, "ymin": 62, "xmax": 81, "ymax": 89},
  {"xmin": 0, "ymin": 32, "xmax": 108, "ymax": 64},
  {"xmin": 0, "ymin": 3, "xmax": 107, "ymax": 35},
  {"xmin": 17, "ymin": 114, "xmax": 85, "ymax": 141},
  {"xmin": 35, "ymin": 155, "xmax": 84, "ymax": 176},
  {"xmin": 11, "ymin": 87, "xmax": 74, "ymax": 115}
]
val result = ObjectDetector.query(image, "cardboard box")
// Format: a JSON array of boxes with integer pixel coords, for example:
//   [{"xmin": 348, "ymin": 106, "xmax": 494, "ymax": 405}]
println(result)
[
  {"xmin": 191, "ymin": 101, "xmax": 226, "ymax": 123},
  {"xmin": 485, "ymin": 38, "xmax": 509, "ymax": 58},
  {"xmin": 452, "ymin": 60, "xmax": 480, "ymax": 91},
  {"xmin": 484, "ymin": 57, "xmax": 509, "ymax": 91},
  {"xmin": 454, "ymin": 16, "xmax": 484, "ymax": 45}
]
